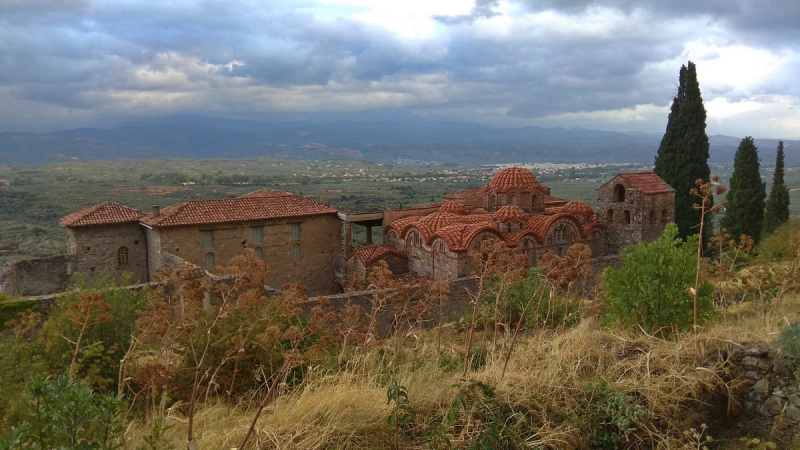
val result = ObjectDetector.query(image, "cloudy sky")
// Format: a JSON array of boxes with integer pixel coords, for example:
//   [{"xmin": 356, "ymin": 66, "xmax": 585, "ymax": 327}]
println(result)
[{"xmin": 1, "ymin": 0, "xmax": 799, "ymax": 138}]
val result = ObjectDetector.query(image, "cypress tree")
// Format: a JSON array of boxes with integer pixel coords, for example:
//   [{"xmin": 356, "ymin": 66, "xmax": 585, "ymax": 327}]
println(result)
[
  {"xmin": 654, "ymin": 62, "xmax": 712, "ymax": 241},
  {"xmin": 763, "ymin": 141, "xmax": 790, "ymax": 235},
  {"xmin": 721, "ymin": 137, "xmax": 766, "ymax": 243}
]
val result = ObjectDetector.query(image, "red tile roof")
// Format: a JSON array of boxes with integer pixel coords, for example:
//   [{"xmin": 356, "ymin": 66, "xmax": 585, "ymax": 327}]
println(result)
[
  {"xmin": 60, "ymin": 202, "xmax": 146, "ymax": 228},
  {"xmin": 599, "ymin": 172, "xmax": 675, "ymax": 195},
  {"xmin": 433, "ymin": 224, "xmax": 501, "ymax": 251},
  {"xmin": 488, "ymin": 167, "xmax": 541, "ymax": 192},
  {"xmin": 494, "ymin": 205, "xmax": 528, "ymax": 223},
  {"xmin": 442, "ymin": 187, "xmax": 486, "ymax": 208},
  {"xmin": 141, "ymin": 195, "xmax": 338, "ymax": 227},
  {"xmin": 347, "ymin": 244, "xmax": 406, "ymax": 266},
  {"xmin": 544, "ymin": 195, "xmax": 567, "ymax": 207},
  {"xmin": 546, "ymin": 201, "xmax": 595, "ymax": 216},
  {"xmin": 239, "ymin": 189, "xmax": 293, "ymax": 198},
  {"xmin": 439, "ymin": 201, "xmax": 468, "ymax": 215}
]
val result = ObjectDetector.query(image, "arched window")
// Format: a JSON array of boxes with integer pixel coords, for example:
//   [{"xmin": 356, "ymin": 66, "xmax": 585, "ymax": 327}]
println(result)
[
  {"xmin": 662, "ymin": 209, "xmax": 669, "ymax": 222},
  {"xmin": 554, "ymin": 225, "xmax": 568, "ymax": 243},
  {"xmin": 624, "ymin": 210, "xmax": 631, "ymax": 224},
  {"xmin": 386, "ymin": 230, "xmax": 398, "ymax": 244},
  {"xmin": 292, "ymin": 243, "xmax": 302, "ymax": 261},
  {"xmin": 607, "ymin": 209, "xmax": 614, "ymax": 223},
  {"xmin": 488, "ymin": 194, "xmax": 497, "ymax": 212},
  {"xmin": 649, "ymin": 210, "xmax": 656, "ymax": 225},
  {"xmin": 531, "ymin": 194, "xmax": 538, "ymax": 212},
  {"xmin": 204, "ymin": 252, "xmax": 215, "ymax": 270},
  {"xmin": 614, "ymin": 184, "xmax": 626, "ymax": 202},
  {"xmin": 522, "ymin": 238, "xmax": 536, "ymax": 265},
  {"xmin": 255, "ymin": 247, "xmax": 263, "ymax": 260},
  {"xmin": 117, "ymin": 246, "xmax": 129, "ymax": 266}
]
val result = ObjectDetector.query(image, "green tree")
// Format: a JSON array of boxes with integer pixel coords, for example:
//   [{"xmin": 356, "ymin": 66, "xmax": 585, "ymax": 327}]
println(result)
[
  {"xmin": 721, "ymin": 137, "xmax": 766, "ymax": 243},
  {"xmin": 763, "ymin": 141, "xmax": 790, "ymax": 236},
  {"xmin": 603, "ymin": 224, "xmax": 714, "ymax": 334},
  {"xmin": 654, "ymin": 61, "xmax": 712, "ymax": 241}
]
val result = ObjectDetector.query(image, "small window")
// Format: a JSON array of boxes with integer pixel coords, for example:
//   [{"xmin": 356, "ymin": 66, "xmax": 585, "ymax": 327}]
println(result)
[
  {"xmin": 251, "ymin": 227, "xmax": 263, "ymax": 244},
  {"xmin": 117, "ymin": 246, "xmax": 129, "ymax": 266},
  {"xmin": 624, "ymin": 210, "xmax": 631, "ymax": 224},
  {"xmin": 607, "ymin": 209, "xmax": 614, "ymax": 223},
  {"xmin": 614, "ymin": 184, "xmax": 626, "ymax": 202},
  {"xmin": 202, "ymin": 230, "xmax": 214, "ymax": 249},
  {"xmin": 204, "ymin": 252, "xmax": 215, "ymax": 270},
  {"xmin": 255, "ymin": 247, "xmax": 263, "ymax": 260},
  {"xmin": 662, "ymin": 209, "xmax": 669, "ymax": 222},
  {"xmin": 291, "ymin": 223, "xmax": 301, "ymax": 240},
  {"xmin": 292, "ymin": 243, "xmax": 302, "ymax": 261},
  {"xmin": 649, "ymin": 210, "xmax": 656, "ymax": 225}
]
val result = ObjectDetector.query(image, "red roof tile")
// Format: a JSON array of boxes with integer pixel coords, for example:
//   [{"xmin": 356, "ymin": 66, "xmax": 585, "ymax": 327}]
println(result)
[
  {"xmin": 544, "ymin": 195, "xmax": 567, "ymax": 207},
  {"xmin": 239, "ymin": 189, "xmax": 293, "ymax": 198},
  {"xmin": 494, "ymin": 205, "xmax": 528, "ymax": 223},
  {"xmin": 439, "ymin": 201, "xmax": 468, "ymax": 215},
  {"xmin": 599, "ymin": 172, "xmax": 674, "ymax": 195},
  {"xmin": 141, "ymin": 195, "xmax": 338, "ymax": 227},
  {"xmin": 347, "ymin": 244, "xmax": 406, "ymax": 266},
  {"xmin": 60, "ymin": 202, "xmax": 146, "ymax": 228},
  {"xmin": 433, "ymin": 224, "xmax": 501, "ymax": 251},
  {"xmin": 442, "ymin": 187, "xmax": 486, "ymax": 208},
  {"xmin": 488, "ymin": 167, "xmax": 541, "ymax": 192}
]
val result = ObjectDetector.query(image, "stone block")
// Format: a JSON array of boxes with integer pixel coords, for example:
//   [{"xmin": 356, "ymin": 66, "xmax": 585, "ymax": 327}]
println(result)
[
  {"xmin": 764, "ymin": 396, "xmax": 787, "ymax": 415},
  {"xmin": 753, "ymin": 378, "xmax": 770, "ymax": 396},
  {"xmin": 744, "ymin": 344, "xmax": 770, "ymax": 356}
]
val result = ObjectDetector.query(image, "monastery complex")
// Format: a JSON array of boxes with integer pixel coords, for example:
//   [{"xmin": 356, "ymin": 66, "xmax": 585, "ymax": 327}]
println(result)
[{"xmin": 0, "ymin": 167, "xmax": 675, "ymax": 296}]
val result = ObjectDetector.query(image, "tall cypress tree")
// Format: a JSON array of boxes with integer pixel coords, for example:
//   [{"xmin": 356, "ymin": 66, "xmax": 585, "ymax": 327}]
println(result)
[
  {"xmin": 763, "ymin": 141, "xmax": 790, "ymax": 235},
  {"xmin": 654, "ymin": 62, "xmax": 712, "ymax": 241},
  {"xmin": 721, "ymin": 137, "xmax": 766, "ymax": 243}
]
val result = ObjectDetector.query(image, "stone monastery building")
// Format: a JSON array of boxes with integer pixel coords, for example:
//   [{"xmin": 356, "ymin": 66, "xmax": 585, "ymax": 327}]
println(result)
[
  {"xmin": 0, "ymin": 167, "xmax": 674, "ymax": 297},
  {"xmin": 350, "ymin": 168, "xmax": 675, "ymax": 282}
]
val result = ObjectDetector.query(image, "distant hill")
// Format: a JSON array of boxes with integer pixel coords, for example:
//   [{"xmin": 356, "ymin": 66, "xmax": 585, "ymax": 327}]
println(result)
[{"xmin": 1, "ymin": 115, "xmax": 796, "ymax": 166}]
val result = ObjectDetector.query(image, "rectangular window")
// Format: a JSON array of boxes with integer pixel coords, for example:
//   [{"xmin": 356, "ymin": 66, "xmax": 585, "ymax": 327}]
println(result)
[
  {"xmin": 251, "ymin": 226, "xmax": 263, "ymax": 244},
  {"xmin": 202, "ymin": 230, "xmax": 214, "ymax": 249},
  {"xmin": 291, "ymin": 223, "xmax": 301, "ymax": 240},
  {"xmin": 292, "ymin": 243, "xmax": 302, "ymax": 261}
]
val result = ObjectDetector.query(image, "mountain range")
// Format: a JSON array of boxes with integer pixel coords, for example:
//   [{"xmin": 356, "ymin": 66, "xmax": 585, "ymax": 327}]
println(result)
[{"xmin": 0, "ymin": 115, "xmax": 795, "ymax": 166}]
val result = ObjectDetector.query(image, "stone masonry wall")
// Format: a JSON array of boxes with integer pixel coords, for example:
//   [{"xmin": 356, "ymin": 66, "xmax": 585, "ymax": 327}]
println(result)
[
  {"xmin": 154, "ymin": 213, "xmax": 341, "ymax": 295},
  {"xmin": 0, "ymin": 255, "xmax": 75, "ymax": 296},
  {"xmin": 729, "ymin": 343, "xmax": 800, "ymax": 445},
  {"xmin": 67, "ymin": 223, "xmax": 149, "ymax": 285}
]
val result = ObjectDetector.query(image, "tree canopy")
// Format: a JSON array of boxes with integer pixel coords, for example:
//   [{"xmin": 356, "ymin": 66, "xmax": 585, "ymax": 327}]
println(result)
[
  {"xmin": 721, "ymin": 136, "xmax": 766, "ymax": 243},
  {"xmin": 763, "ymin": 141, "xmax": 790, "ymax": 236},
  {"xmin": 654, "ymin": 62, "xmax": 712, "ymax": 241}
]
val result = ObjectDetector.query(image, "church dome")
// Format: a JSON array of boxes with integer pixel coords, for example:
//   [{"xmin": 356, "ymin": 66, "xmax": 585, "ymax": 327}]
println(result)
[
  {"xmin": 439, "ymin": 201, "xmax": 468, "ymax": 215},
  {"xmin": 494, "ymin": 205, "xmax": 527, "ymax": 223},
  {"xmin": 488, "ymin": 167, "xmax": 540, "ymax": 192},
  {"xmin": 561, "ymin": 201, "xmax": 595, "ymax": 215}
]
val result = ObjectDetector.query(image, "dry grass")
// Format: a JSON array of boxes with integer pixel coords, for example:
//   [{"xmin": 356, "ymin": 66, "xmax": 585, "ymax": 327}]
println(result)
[{"xmin": 121, "ymin": 293, "xmax": 800, "ymax": 449}]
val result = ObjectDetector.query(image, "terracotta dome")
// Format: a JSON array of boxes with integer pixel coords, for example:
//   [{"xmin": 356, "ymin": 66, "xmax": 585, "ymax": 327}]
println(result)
[
  {"xmin": 439, "ymin": 201, "xmax": 468, "ymax": 215},
  {"xmin": 561, "ymin": 201, "xmax": 595, "ymax": 215},
  {"xmin": 494, "ymin": 205, "xmax": 527, "ymax": 223},
  {"xmin": 488, "ymin": 167, "xmax": 540, "ymax": 192},
  {"xmin": 417, "ymin": 212, "xmax": 461, "ymax": 231}
]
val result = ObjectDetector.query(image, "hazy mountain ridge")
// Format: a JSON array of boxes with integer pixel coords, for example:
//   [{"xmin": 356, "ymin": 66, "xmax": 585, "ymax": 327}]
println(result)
[{"xmin": 1, "ymin": 116, "xmax": 795, "ymax": 166}]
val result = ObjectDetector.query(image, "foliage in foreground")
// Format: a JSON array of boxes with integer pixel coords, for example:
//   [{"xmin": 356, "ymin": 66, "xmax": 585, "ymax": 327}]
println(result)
[{"xmin": 603, "ymin": 223, "xmax": 714, "ymax": 334}]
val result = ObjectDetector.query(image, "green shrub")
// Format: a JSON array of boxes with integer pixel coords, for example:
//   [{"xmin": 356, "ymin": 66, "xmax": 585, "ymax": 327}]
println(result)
[
  {"xmin": 756, "ymin": 219, "xmax": 800, "ymax": 263},
  {"xmin": 0, "ymin": 376, "xmax": 124, "ymax": 448},
  {"xmin": 772, "ymin": 322, "xmax": 800, "ymax": 370},
  {"xmin": 603, "ymin": 223, "xmax": 714, "ymax": 335},
  {"xmin": 579, "ymin": 383, "xmax": 651, "ymax": 450},
  {"xmin": 0, "ymin": 299, "xmax": 36, "ymax": 329}
]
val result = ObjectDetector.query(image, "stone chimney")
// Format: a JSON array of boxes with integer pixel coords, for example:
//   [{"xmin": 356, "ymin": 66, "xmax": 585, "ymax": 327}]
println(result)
[{"xmin": 152, "ymin": 205, "xmax": 160, "ymax": 217}]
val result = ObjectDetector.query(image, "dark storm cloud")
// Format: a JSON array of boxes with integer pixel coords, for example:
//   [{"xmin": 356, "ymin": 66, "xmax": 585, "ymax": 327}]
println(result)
[
  {"xmin": 434, "ymin": 0, "xmax": 501, "ymax": 25},
  {"xmin": 0, "ymin": 0, "xmax": 796, "ymax": 136},
  {"xmin": 517, "ymin": 0, "xmax": 800, "ymax": 45}
]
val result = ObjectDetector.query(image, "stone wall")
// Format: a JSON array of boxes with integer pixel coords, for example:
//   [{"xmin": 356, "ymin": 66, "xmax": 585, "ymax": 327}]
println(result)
[
  {"xmin": 153, "ymin": 213, "xmax": 342, "ymax": 295},
  {"xmin": 67, "ymin": 223, "xmax": 149, "ymax": 285},
  {"xmin": 729, "ymin": 343, "xmax": 800, "ymax": 445},
  {"xmin": 0, "ymin": 255, "xmax": 74, "ymax": 296},
  {"xmin": 597, "ymin": 178, "xmax": 674, "ymax": 255}
]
